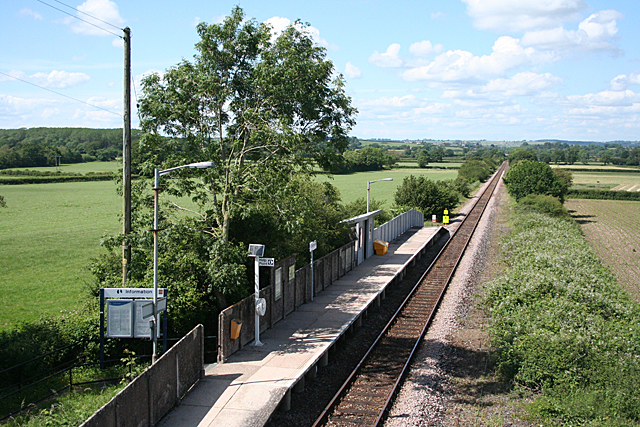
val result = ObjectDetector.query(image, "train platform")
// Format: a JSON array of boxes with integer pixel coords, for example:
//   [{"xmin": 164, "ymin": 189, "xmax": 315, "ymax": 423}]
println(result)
[{"xmin": 156, "ymin": 225, "xmax": 445, "ymax": 427}]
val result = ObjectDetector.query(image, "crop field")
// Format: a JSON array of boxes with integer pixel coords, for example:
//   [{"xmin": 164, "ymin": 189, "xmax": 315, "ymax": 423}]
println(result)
[
  {"xmin": 566, "ymin": 198, "xmax": 640, "ymax": 300},
  {"xmin": 568, "ymin": 170, "xmax": 640, "ymax": 191},
  {"xmin": 315, "ymin": 168, "xmax": 459, "ymax": 207},
  {"xmin": 0, "ymin": 180, "xmax": 121, "ymax": 330}
]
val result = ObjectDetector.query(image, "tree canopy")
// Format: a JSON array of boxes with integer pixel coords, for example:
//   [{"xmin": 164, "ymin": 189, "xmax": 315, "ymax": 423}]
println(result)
[
  {"xmin": 138, "ymin": 6, "xmax": 356, "ymax": 243},
  {"xmin": 502, "ymin": 160, "xmax": 571, "ymax": 202}
]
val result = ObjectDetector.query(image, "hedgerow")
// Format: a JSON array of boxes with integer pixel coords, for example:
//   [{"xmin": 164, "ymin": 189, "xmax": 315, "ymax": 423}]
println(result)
[{"xmin": 483, "ymin": 207, "xmax": 640, "ymax": 425}]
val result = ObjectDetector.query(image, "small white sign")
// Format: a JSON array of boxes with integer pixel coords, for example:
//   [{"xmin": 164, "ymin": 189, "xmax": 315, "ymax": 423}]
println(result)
[
  {"xmin": 140, "ymin": 298, "xmax": 167, "ymax": 319},
  {"xmin": 104, "ymin": 288, "xmax": 165, "ymax": 299},
  {"xmin": 258, "ymin": 257, "xmax": 275, "ymax": 267},
  {"xmin": 309, "ymin": 240, "xmax": 317, "ymax": 251},
  {"xmin": 432, "ymin": 214, "xmax": 437, "ymax": 223}
]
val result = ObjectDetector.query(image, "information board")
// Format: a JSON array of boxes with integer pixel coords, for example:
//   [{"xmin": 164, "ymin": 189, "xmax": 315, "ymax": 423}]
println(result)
[
  {"xmin": 107, "ymin": 300, "xmax": 133, "ymax": 338},
  {"xmin": 134, "ymin": 300, "xmax": 152, "ymax": 338}
]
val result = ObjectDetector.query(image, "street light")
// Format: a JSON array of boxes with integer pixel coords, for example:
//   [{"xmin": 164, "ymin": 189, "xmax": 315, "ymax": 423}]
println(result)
[
  {"xmin": 367, "ymin": 178, "xmax": 393, "ymax": 213},
  {"xmin": 152, "ymin": 161, "xmax": 215, "ymax": 363}
]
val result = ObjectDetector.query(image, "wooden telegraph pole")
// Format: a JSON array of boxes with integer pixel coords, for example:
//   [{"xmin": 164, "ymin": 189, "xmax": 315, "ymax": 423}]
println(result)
[{"xmin": 122, "ymin": 27, "xmax": 132, "ymax": 285}]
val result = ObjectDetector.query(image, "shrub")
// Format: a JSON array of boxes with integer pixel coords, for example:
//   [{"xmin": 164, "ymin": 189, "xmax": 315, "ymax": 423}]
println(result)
[
  {"xmin": 458, "ymin": 159, "xmax": 492, "ymax": 183},
  {"xmin": 502, "ymin": 160, "xmax": 569, "ymax": 202},
  {"xmin": 518, "ymin": 194, "xmax": 569, "ymax": 218},
  {"xmin": 394, "ymin": 175, "xmax": 459, "ymax": 220},
  {"xmin": 483, "ymin": 208, "xmax": 640, "ymax": 425}
]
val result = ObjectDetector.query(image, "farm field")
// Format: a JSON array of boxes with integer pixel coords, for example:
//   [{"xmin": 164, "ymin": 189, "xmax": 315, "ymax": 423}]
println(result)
[
  {"xmin": 567, "ymin": 170, "xmax": 640, "ymax": 191},
  {"xmin": 0, "ymin": 180, "xmax": 121, "ymax": 330},
  {"xmin": 566, "ymin": 198, "xmax": 640, "ymax": 301},
  {"xmin": 315, "ymin": 168, "xmax": 459, "ymax": 207}
]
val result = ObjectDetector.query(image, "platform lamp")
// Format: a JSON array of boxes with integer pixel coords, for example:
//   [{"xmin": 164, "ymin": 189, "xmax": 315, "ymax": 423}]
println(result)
[
  {"xmin": 152, "ymin": 161, "xmax": 215, "ymax": 363},
  {"xmin": 367, "ymin": 178, "xmax": 393, "ymax": 213}
]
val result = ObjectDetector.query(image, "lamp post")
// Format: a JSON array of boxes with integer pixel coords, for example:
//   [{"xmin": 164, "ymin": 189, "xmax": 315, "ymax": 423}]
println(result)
[
  {"xmin": 367, "ymin": 178, "xmax": 393, "ymax": 213},
  {"xmin": 152, "ymin": 161, "xmax": 215, "ymax": 363}
]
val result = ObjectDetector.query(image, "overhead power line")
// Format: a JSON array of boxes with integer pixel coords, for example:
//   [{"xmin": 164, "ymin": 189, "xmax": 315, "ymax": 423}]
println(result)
[
  {"xmin": 35, "ymin": 0, "xmax": 123, "ymax": 38},
  {"xmin": 0, "ymin": 70, "xmax": 122, "ymax": 117}
]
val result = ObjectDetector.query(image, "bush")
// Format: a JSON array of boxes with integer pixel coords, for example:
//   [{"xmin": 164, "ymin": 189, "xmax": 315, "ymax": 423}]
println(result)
[
  {"xmin": 502, "ymin": 160, "xmax": 569, "ymax": 202},
  {"xmin": 518, "ymin": 194, "xmax": 569, "ymax": 218},
  {"xmin": 394, "ymin": 175, "xmax": 459, "ymax": 221},
  {"xmin": 483, "ymin": 208, "xmax": 640, "ymax": 425},
  {"xmin": 458, "ymin": 158, "xmax": 492, "ymax": 183}
]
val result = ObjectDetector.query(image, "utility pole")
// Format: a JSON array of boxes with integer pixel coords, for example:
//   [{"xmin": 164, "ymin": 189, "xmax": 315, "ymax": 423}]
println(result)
[{"xmin": 122, "ymin": 27, "xmax": 132, "ymax": 286}]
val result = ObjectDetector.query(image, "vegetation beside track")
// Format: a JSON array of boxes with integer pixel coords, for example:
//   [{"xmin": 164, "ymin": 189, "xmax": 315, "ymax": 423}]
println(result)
[{"xmin": 483, "ymin": 204, "xmax": 640, "ymax": 426}]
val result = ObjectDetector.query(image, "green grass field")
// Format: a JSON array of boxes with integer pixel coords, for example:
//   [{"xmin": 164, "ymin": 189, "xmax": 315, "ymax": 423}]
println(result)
[
  {"xmin": 0, "ymin": 180, "xmax": 121, "ymax": 330},
  {"xmin": 315, "ymin": 168, "xmax": 459, "ymax": 207},
  {"xmin": 0, "ymin": 163, "xmax": 462, "ymax": 329}
]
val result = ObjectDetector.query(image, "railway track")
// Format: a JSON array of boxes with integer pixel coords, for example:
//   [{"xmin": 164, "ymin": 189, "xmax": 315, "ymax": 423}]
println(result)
[{"xmin": 312, "ymin": 161, "xmax": 508, "ymax": 427}]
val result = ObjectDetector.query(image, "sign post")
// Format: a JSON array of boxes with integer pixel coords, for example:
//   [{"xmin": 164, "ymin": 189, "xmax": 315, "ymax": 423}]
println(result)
[
  {"xmin": 249, "ymin": 244, "xmax": 270, "ymax": 346},
  {"xmin": 443, "ymin": 209, "xmax": 450, "ymax": 225}
]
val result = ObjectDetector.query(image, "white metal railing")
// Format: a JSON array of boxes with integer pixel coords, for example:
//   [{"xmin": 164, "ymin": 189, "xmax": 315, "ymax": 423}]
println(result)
[{"xmin": 373, "ymin": 209, "xmax": 424, "ymax": 243}]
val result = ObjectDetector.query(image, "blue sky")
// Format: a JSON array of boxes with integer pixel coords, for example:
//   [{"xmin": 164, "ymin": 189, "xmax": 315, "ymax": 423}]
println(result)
[{"xmin": 2, "ymin": 0, "xmax": 639, "ymax": 141}]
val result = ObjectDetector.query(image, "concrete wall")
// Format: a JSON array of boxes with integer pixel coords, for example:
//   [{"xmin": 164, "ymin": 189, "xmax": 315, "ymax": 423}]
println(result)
[
  {"xmin": 218, "ymin": 240, "xmax": 357, "ymax": 362},
  {"xmin": 80, "ymin": 324, "xmax": 204, "ymax": 427}
]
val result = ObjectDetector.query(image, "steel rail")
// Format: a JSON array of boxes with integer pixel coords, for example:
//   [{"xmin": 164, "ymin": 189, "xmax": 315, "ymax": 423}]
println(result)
[{"xmin": 312, "ymin": 161, "xmax": 507, "ymax": 427}]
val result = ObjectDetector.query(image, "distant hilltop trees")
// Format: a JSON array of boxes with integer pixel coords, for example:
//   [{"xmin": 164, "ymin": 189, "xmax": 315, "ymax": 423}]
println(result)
[{"xmin": 0, "ymin": 128, "xmax": 141, "ymax": 169}]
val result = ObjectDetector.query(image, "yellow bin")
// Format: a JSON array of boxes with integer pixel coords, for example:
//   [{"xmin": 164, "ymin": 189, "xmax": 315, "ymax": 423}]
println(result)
[
  {"xmin": 230, "ymin": 319, "xmax": 242, "ymax": 340},
  {"xmin": 374, "ymin": 239, "xmax": 389, "ymax": 255}
]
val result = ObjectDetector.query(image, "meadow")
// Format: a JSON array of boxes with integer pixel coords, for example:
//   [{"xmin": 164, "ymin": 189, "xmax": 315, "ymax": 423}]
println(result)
[
  {"xmin": 0, "ymin": 162, "xmax": 460, "ymax": 330},
  {"xmin": 0, "ymin": 180, "xmax": 121, "ymax": 330},
  {"xmin": 315, "ymin": 168, "xmax": 459, "ymax": 207}
]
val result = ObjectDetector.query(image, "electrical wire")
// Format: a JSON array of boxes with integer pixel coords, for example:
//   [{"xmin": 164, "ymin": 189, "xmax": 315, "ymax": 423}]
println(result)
[
  {"xmin": 50, "ymin": 0, "xmax": 124, "ymax": 31},
  {"xmin": 0, "ymin": 71, "xmax": 122, "ymax": 117},
  {"xmin": 35, "ymin": 0, "xmax": 123, "ymax": 38}
]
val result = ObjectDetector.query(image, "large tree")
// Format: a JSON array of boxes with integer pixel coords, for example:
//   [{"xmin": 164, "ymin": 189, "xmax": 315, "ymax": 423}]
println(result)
[
  {"xmin": 502, "ymin": 160, "xmax": 571, "ymax": 202},
  {"xmin": 138, "ymin": 6, "xmax": 356, "ymax": 243}
]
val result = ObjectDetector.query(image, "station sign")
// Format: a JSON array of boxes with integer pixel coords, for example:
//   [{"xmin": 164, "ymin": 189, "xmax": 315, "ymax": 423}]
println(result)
[{"xmin": 258, "ymin": 257, "xmax": 275, "ymax": 267}]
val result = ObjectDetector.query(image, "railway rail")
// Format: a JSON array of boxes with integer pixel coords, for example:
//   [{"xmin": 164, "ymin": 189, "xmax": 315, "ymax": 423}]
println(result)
[{"xmin": 312, "ymin": 161, "xmax": 508, "ymax": 427}]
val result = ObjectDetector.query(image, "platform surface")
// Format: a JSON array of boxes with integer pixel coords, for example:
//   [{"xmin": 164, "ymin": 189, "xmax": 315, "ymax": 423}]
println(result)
[{"xmin": 157, "ymin": 226, "xmax": 442, "ymax": 427}]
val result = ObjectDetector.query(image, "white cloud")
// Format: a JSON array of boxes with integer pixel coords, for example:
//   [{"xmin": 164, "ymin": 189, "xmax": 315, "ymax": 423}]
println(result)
[
  {"xmin": 359, "ymin": 95, "xmax": 420, "ymax": 108},
  {"xmin": 431, "ymin": 12, "xmax": 447, "ymax": 21},
  {"xmin": 30, "ymin": 70, "xmax": 90, "ymax": 89},
  {"xmin": 442, "ymin": 71, "xmax": 562, "ymax": 99},
  {"xmin": 1, "ymin": 70, "xmax": 90, "ymax": 89},
  {"xmin": 345, "ymin": 62, "xmax": 362, "ymax": 79},
  {"xmin": 409, "ymin": 40, "xmax": 443, "ymax": 57},
  {"xmin": 19, "ymin": 8, "xmax": 43, "ymax": 20},
  {"xmin": 42, "ymin": 108, "xmax": 60, "ymax": 119},
  {"xmin": 369, "ymin": 43, "xmax": 403, "ymax": 68},
  {"xmin": 462, "ymin": 0, "xmax": 587, "ymax": 32},
  {"xmin": 522, "ymin": 10, "xmax": 623, "ymax": 54},
  {"xmin": 567, "ymin": 89, "xmax": 640, "ymax": 108},
  {"xmin": 483, "ymin": 71, "xmax": 562, "ymax": 95},
  {"xmin": 610, "ymin": 73, "xmax": 640, "ymax": 91},
  {"xmin": 264, "ymin": 16, "xmax": 336, "ymax": 50},
  {"xmin": 402, "ymin": 36, "xmax": 545, "ymax": 84},
  {"xmin": 68, "ymin": 0, "xmax": 124, "ymax": 36}
]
